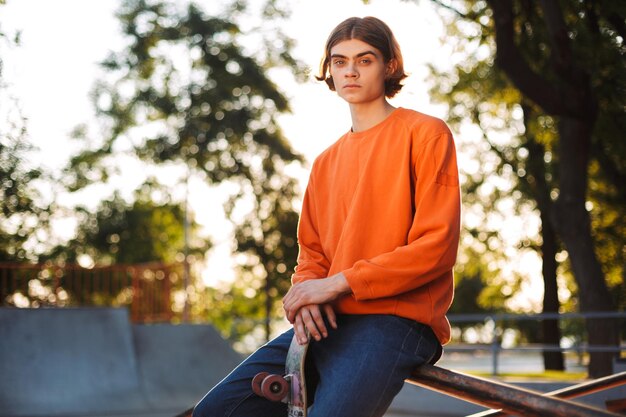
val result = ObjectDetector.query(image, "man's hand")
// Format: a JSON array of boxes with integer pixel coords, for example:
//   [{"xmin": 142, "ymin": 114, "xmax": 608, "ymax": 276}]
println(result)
[
  {"xmin": 283, "ymin": 272, "xmax": 351, "ymax": 323},
  {"xmin": 293, "ymin": 304, "xmax": 337, "ymax": 345}
]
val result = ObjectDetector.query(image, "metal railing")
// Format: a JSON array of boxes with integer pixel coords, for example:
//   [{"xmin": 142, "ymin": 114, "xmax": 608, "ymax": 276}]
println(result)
[
  {"xmin": 447, "ymin": 312, "xmax": 626, "ymax": 375},
  {"xmin": 0, "ymin": 261, "xmax": 183, "ymax": 322},
  {"xmin": 466, "ymin": 369, "xmax": 626, "ymax": 416},
  {"xmin": 408, "ymin": 365, "xmax": 626, "ymax": 417}
]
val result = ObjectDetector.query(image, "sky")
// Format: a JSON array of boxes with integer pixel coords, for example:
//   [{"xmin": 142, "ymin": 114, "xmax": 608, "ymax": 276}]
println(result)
[{"xmin": 0, "ymin": 0, "xmax": 545, "ymax": 309}]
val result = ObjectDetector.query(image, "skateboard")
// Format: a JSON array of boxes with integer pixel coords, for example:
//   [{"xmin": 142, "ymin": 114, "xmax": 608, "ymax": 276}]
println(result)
[{"xmin": 252, "ymin": 333, "xmax": 309, "ymax": 417}]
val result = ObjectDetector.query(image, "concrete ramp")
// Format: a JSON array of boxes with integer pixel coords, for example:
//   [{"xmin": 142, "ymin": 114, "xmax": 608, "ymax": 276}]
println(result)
[
  {"xmin": 0, "ymin": 308, "xmax": 146, "ymax": 416},
  {"xmin": 134, "ymin": 323, "xmax": 243, "ymax": 411},
  {"xmin": 0, "ymin": 308, "xmax": 242, "ymax": 416}
]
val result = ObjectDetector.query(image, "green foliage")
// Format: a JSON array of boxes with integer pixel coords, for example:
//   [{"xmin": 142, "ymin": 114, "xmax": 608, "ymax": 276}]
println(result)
[
  {"xmin": 426, "ymin": 0, "xmax": 626, "ymax": 314},
  {"xmin": 0, "ymin": 22, "xmax": 51, "ymax": 262},
  {"xmin": 65, "ymin": 0, "xmax": 301, "ymax": 191},
  {"xmin": 228, "ymin": 167, "xmax": 301, "ymax": 339},
  {"xmin": 0, "ymin": 130, "xmax": 44, "ymax": 261},
  {"xmin": 48, "ymin": 182, "xmax": 208, "ymax": 266},
  {"xmin": 189, "ymin": 167, "xmax": 301, "ymax": 344},
  {"xmin": 190, "ymin": 274, "xmax": 274, "ymax": 351}
]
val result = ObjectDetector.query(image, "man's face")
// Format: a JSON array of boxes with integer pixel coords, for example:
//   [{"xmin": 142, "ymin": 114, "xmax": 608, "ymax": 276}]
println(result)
[{"xmin": 329, "ymin": 38, "xmax": 388, "ymax": 105}]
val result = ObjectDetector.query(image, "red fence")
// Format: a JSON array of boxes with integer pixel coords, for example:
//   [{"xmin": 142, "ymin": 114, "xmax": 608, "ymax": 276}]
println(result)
[{"xmin": 0, "ymin": 262, "xmax": 185, "ymax": 322}]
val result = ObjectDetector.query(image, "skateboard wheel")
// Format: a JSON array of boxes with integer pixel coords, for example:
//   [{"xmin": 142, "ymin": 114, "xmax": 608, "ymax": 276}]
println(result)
[
  {"xmin": 252, "ymin": 372, "xmax": 269, "ymax": 397},
  {"xmin": 261, "ymin": 374, "xmax": 288, "ymax": 402}
]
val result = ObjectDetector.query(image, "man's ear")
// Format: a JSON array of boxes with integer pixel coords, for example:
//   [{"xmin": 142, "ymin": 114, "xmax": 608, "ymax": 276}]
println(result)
[{"xmin": 386, "ymin": 59, "xmax": 398, "ymax": 77}]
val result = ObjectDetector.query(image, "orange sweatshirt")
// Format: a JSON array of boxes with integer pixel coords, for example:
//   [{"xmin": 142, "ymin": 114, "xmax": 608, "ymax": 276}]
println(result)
[{"xmin": 292, "ymin": 108, "xmax": 460, "ymax": 345}]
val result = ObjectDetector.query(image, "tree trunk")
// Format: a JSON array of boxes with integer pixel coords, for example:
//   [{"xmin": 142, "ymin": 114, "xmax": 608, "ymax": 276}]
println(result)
[
  {"xmin": 552, "ymin": 117, "xmax": 618, "ymax": 377},
  {"xmin": 523, "ymin": 111, "xmax": 565, "ymax": 371},
  {"xmin": 539, "ymin": 210, "xmax": 565, "ymax": 371}
]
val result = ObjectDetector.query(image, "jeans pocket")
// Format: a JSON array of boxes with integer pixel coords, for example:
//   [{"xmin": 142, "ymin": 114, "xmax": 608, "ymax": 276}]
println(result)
[
  {"xmin": 414, "ymin": 324, "xmax": 440, "ymax": 363},
  {"xmin": 392, "ymin": 317, "xmax": 439, "ymax": 361}
]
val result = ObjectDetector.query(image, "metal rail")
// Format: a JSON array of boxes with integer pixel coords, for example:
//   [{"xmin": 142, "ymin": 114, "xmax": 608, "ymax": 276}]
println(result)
[
  {"xmin": 407, "ymin": 364, "xmax": 624, "ymax": 417},
  {"xmin": 466, "ymin": 370, "xmax": 626, "ymax": 416},
  {"xmin": 0, "ymin": 262, "xmax": 180, "ymax": 322},
  {"xmin": 447, "ymin": 312, "xmax": 626, "ymax": 375},
  {"xmin": 448, "ymin": 312, "xmax": 626, "ymax": 321}
]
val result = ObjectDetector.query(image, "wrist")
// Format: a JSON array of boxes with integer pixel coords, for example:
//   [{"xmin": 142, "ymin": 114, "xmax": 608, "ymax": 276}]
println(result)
[{"xmin": 330, "ymin": 272, "xmax": 351, "ymax": 297}]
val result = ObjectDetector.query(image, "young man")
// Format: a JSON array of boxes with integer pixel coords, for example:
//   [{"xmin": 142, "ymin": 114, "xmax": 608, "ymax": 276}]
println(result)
[{"xmin": 193, "ymin": 16, "xmax": 460, "ymax": 417}]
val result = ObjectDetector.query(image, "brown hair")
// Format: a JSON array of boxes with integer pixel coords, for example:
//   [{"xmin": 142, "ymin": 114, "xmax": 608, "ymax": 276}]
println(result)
[{"xmin": 315, "ymin": 16, "xmax": 407, "ymax": 98}]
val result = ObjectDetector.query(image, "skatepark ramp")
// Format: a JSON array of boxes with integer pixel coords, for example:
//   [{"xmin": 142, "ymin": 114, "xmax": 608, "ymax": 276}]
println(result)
[{"xmin": 0, "ymin": 307, "xmax": 242, "ymax": 417}]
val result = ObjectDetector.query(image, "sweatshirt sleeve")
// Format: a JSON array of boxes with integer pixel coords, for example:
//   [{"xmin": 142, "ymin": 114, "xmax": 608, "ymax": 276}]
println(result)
[
  {"xmin": 343, "ymin": 131, "xmax": 461, "ymax": 300},
  {"xmin": 291, "ymin": 176, "xmax": 331, "ymax": 284}
]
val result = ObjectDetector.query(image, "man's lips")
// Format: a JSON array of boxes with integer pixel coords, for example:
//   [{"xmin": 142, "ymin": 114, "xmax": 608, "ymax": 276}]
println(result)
[{"xmin": 343, "ymin": 84, "xmax": 360, "ymax": 89}]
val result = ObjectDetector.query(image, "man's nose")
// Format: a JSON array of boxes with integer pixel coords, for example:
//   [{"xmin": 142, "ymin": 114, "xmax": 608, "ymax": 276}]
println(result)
[{"xmin": 345, "ymin": 62, "xmax": 358, "ymax": 77}]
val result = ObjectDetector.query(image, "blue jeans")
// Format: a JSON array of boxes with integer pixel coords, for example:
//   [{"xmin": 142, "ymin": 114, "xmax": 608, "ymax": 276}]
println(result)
[{"xmin": 193, "ymin": 314, "xmax": 440, "ymax": 417}]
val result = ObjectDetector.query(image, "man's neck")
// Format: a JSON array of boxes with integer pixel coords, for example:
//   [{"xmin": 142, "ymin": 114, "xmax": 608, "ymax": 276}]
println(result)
[{"xmin": 349, "ymin": 100, "xmax": 396, "ymax": 133}]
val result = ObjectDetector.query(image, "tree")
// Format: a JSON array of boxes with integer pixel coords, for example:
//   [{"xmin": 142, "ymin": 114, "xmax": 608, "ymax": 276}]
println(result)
[
  {"xmin": 48, "ymin": 181, "xmax": 208, "ymax": 265},
  {"xmin": 425, "ymin": 0, "xmax": 625, "ymax": 376},
  {"xmin": 62, "ymin": 0, "xmax": 304, "ymax": 339},
  {"xmin": 0, "ymin": 121, "xmax": 48, "ymax": 262},
  {"xmin": 228, "ymin": 170, "xmax": 300, "ymax": 340},
  {"xmin": 0, "ymin": 14, "xmax": 52, "ymax": 263}
]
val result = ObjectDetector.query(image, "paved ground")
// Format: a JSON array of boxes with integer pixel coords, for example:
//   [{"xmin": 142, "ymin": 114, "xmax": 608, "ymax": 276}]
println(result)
[{"xmin": 1, "ymin": 307, "xmax": 624, "ymax": 417}]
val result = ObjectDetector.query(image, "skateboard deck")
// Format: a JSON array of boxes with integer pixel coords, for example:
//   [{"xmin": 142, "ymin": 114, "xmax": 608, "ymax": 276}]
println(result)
[{"xmin": 252, "ymin": 333, "xmax": 309, "ymax": 416}]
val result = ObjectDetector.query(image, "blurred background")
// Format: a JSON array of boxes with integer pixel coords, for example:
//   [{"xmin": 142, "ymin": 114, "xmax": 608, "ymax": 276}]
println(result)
[{"xmin": 1, "ymin": 1, "xmax": 625, "ymax": 414}]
